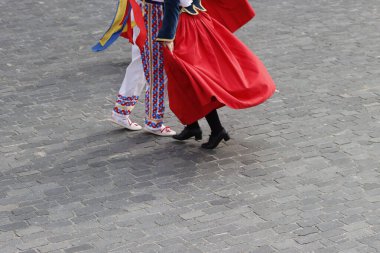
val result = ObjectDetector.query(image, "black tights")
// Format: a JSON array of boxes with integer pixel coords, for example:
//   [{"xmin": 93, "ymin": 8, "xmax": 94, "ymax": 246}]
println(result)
[{"xmin": 187, "ymin": 109, "xmax": 223, "ymax": 134}]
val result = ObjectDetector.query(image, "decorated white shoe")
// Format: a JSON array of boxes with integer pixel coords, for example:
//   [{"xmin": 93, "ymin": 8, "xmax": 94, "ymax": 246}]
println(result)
[
  {"xmin": 144, "ymin": 125, "xmax": 176, "ymax": 136},
  {"xmin": 111, "ymin": 112, "xmax": 142, "ymax": 131}
]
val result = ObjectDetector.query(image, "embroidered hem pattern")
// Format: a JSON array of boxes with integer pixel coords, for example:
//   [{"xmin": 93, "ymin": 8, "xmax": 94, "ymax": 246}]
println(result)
[{"xmin": 114, "ymin": 94, "xmax": 139, "ymax": 116}]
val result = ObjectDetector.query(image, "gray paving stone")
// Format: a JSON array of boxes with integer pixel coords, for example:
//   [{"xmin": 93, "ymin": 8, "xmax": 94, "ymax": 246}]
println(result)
[
  {"xmin": 294, "ymin": 233, "xmax": 322, "ymax": 245},
  {"xmin": 317, "ymin": 220, "xmax": 344, "ymax": 232},
  {"xmin": 64, "ymin": 244, "xmax": 94, "ymax": 253},
  {"xmin": 0, "ymin": 221, "xmax": 29, "ymax": 232},
  {"xmin": 20, "ymin": 250, "xmax": 39, "ymax": 253},
  {"xmin": 44, "ymin": 187, "xmax": 68, "ymax": 196},
  {"xmin": 293, "ymin": 226, "xmax": 319, "ymax": 236},
  {"xmin": 129, "ymin": 194, "xmax": 156, "ymax": 203},
  {"xmin": 180, "ymin": 210, "xmax": 206, "ymax": 220}
]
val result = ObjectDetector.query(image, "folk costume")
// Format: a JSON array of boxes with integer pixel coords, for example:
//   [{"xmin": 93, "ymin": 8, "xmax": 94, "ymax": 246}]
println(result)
[
  {"xmin": 93, "ymin": 0, "xmax": 179, "ymax": 135},
  {"xmin": 157, "ymin": 0, "xmax": 276, "ymax": 148}
]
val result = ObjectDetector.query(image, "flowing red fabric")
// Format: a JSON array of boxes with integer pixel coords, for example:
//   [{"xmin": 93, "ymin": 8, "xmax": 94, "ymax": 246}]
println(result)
[
  {"xmin": 164, "ymin": 12, "xmax": 276, "ymax": 125},
  {"xmin": 121, "ymin": 0, "xmax": 147, "ymax": 51},
  {"xmin": 202, "ymin": 0, "xmax": 255, "ymax": 32}
]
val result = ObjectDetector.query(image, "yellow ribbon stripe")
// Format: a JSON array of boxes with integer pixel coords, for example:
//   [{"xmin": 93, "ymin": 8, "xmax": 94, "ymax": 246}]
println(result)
[{"xmin": 99, "ymin": 0, "xmax": 128, "ymax": 46}]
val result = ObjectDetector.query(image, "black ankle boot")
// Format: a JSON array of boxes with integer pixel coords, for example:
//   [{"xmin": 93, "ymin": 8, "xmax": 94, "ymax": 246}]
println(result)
[
  {"xmin": 201, "ymin": 128, "xmax": 230, "ymax": 149},
  {"xmin": 173, "ymin": 126, "xmax": 202, "ymax": 141}
]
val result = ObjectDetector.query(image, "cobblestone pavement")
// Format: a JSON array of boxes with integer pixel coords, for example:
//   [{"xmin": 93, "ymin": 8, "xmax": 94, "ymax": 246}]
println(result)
[{"xmin": 1, "ymin": 0, "xmax": 380, "ymax": 252}]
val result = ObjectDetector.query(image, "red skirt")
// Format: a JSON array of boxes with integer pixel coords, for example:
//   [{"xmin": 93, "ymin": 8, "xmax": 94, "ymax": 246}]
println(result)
[{"xmin": 164, "ymin": 12, "xmax": 276, "ymax": 125}]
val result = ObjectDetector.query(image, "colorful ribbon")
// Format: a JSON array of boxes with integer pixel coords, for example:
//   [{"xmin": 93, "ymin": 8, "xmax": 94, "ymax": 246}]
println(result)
[{"xmin": 92, "ymin": 0, "xmax": 147, "ymax": 52}]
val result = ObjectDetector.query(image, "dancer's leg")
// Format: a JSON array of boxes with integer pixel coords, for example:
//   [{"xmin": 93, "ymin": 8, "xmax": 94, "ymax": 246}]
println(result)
[
  {"xmin": 113, "ymin": 44, "xmax": 145, "ymax": 117},
  {"xmin": 140, "ymin": 2, "xmax": 175, "ymax": 136},
  {"xmin": 202, "ymin": 110, "xmax": 230, "ymax": 149},
  {"xmin": 112, "ymin": 13, "xmax": 145, "ymax": 130},
  {"xmin": 205, "ymin": 110, "xmax": 223, "ymax": 134}
]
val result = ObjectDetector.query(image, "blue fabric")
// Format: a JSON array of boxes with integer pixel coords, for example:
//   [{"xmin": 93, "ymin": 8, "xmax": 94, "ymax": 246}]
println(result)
[
  {"xmin": 193, "ymin": 0, "xmax": 206, "ymax": 11},
  {"xmin": 157, "ymin": 0, "xmax": 180, "ymax": 41},
  {"xmin": 92, "ymin": 30, "xmax": 124, "ymax": 52},
  {"xmin": 92, "ymin": 4, "xmax": 132, "ymax": 52}
]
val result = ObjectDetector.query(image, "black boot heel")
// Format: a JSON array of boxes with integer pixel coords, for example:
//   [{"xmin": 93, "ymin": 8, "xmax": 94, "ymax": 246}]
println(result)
[
  {"xmin": 201, "ymin": 128, "xmax": 229, "ymax": 149},
  {"xmin": 195, "ymin": 132, "xmax": 202, "ymax": 141}
]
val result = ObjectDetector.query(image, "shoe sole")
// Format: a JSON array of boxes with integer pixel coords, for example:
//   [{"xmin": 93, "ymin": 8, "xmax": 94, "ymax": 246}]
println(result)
[
  {"xmin": 201, "ymin": 133, "xmax": 230, "ymax": 149},
  {"xmin": 144, "ymin": 128, "xmax": 176, "ymax": 137},
  {"xmin": 173, "ymin": 135, "xmax": 202, "ymax": 141},
  {"xmin": 110, "ymin": 119, "xmax": 142, "ymax": 131}
]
